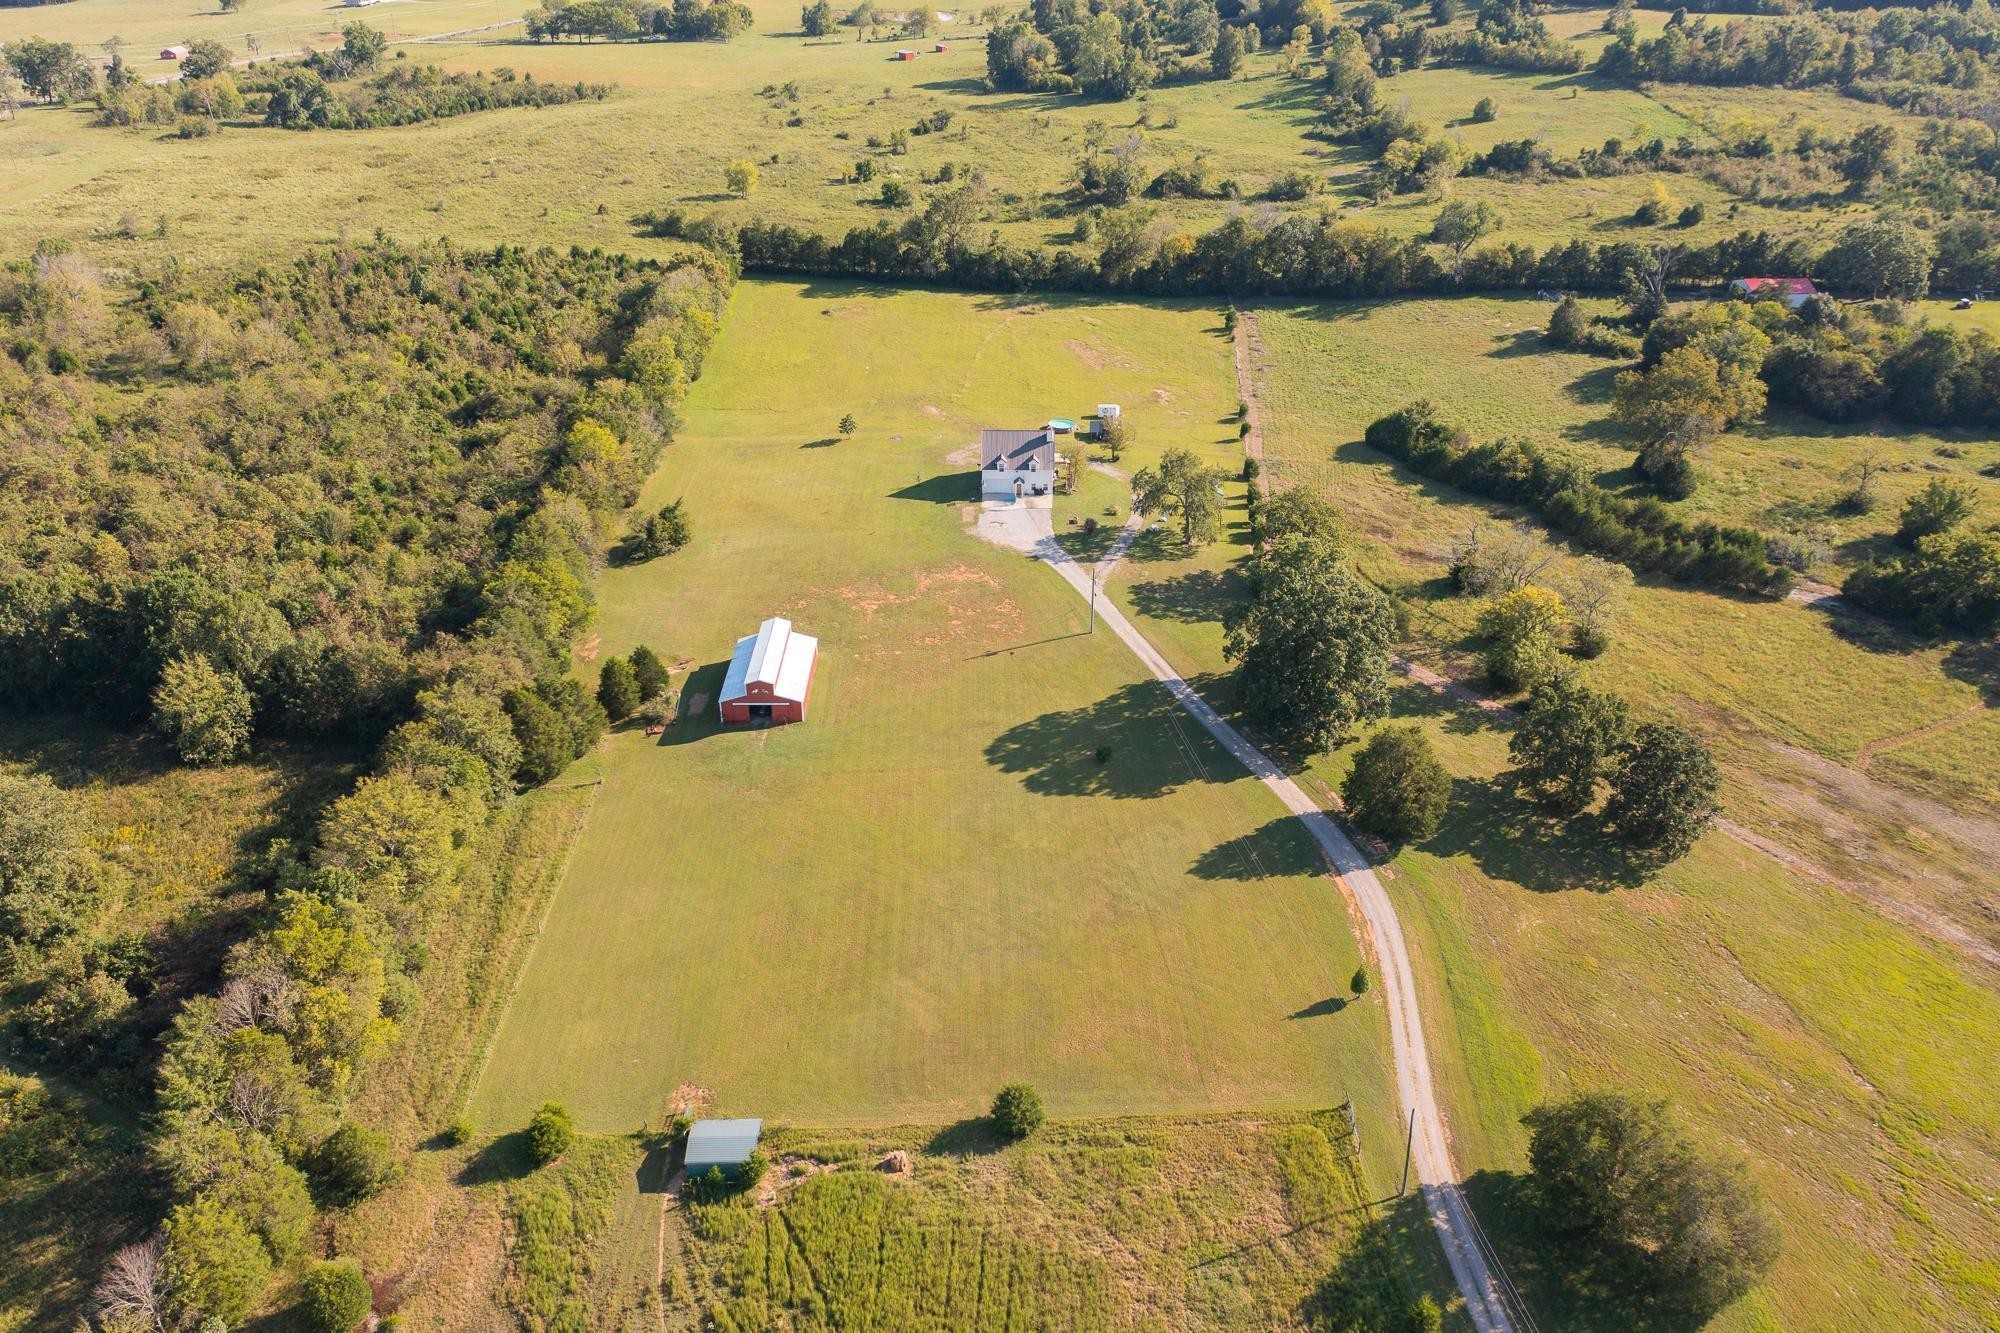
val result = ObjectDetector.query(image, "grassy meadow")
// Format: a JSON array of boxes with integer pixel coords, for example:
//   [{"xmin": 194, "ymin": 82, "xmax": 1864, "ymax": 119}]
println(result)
[
  {"xmin": 465, "ymin": 281, "xmax": 1404, "ymax": 1168},
  {"xmin": 1094, "ymin": 300, "xmax": 2000, "ymax": 1330},
  {"xmin": 331, "ymin": 1108, "xmax": 1456, "ymax": 1329},
  {"xmin": 0, "ymin": 0, "xmax": 1866, "ymax": 269}
]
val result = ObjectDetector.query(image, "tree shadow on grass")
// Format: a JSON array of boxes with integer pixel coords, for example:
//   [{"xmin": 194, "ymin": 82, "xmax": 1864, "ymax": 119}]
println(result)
[
  {"xmin": 1487, "ymin": 328, "xmax": 1552, "ymax": 358},
  {"xmin": 1288, "ymin": 995, "xmax": 1348, "ymax": 1019},
  {"xmin": 1458, "ymin": 1169, "xmax": 1712, "ymax": 1333},
  {"xmin": 800, "ymin": 437, "xmax": 840, "ymax": 449},
  {"xmin": 985, "ymin": 680, "xmax": 1233, "ymax": 798},
  {"xmin": 1297, "ymin": 1186, "xmax": 1452, "ymax": 1329},
  {"xmin": 1126, "ymin": 566, "xmax": 1248, "ymax": 626},
  {"xmin": 1120, "ymin": 525, "xmax": 1221, "ymax": 564},
  {"xmin": 924, "ymin": 1117, "xmax": 1009, "ymax": 1156},
  {"xmin": 889, "ymin": 472, "xmax": 977, "ymax": 503},
  {"xmin": 653, "ymin": 662, "xmax": 729, "ymax": 745},
  {"xmin": 1190, "ymin": 816, "xmax": 1329, "ymax": 881},
  {"xmin": 1423, "ymin": 774, "xmax": 1649, "ymax": 893},
  {"xmin": 456, "ymin": 1130, "xmax": 538, "ymax": 1186}
]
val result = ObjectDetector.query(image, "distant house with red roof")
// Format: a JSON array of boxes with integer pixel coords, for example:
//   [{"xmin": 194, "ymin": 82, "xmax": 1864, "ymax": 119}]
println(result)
[{"xmin": 1730, "ymin": 277, "xmax": 1820, "ymax": 310}]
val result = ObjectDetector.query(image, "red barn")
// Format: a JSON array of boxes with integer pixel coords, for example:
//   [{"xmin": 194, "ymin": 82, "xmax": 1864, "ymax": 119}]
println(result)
[{"xmin": 718, "ymin": 617, "xmax": 818, "ymax": 725}]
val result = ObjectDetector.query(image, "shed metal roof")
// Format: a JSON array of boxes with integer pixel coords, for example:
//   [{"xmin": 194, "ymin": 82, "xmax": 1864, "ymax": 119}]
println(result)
[
  {"xmin": 720, "ymin": 618, "xmax": 818, "ymax": 705},
  {"xmin": 685, "ymin": 1118, "xmax": 762, "ymax": 1170}
]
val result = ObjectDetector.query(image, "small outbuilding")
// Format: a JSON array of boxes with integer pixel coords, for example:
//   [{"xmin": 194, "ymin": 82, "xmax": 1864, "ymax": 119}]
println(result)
[
  {"xmin": 684, "ymin": 1118, "xmax": 763, "ymax": 1181},
  {"xmin": 719, "ymin": 616, "xmax": 818, "ymax": 724},
  {"xmin": 1730, "ymin": 277, "xmax": 1819, "ymax": 310},
  {"xmin": 894, "ymin": 48, "xmax": 917, "ymax": 60},
  {"xmin": 160, "ymin": 45, "xmax": 190, "ymax": 60}
]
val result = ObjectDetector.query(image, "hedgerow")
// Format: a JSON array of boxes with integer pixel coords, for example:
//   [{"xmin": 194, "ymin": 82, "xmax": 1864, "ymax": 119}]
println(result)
[{"xmin": 1363, "ymin": 403, "xmax": 1788, "ymax": 595}]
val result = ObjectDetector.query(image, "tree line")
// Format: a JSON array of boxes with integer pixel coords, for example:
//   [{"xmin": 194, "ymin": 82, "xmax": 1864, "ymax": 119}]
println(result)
[
  {"xmin": 1, "ymin": 238, "xmax": 733, "ymax": 1328},
  {"xmin": 659, "ymin": 199, "xmax": 1958, "ymax": 308},
  {"xmin": 524, "ymin": 0, "xmax": 754, "ymax": 42},
  {"xmin": 1366, "ymin": 403, "xmax": 1788, "ymax": 595}
]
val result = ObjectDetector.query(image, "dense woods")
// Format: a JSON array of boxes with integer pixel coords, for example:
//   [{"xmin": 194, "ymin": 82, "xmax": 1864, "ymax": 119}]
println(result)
[{"xmin": 0, "ymin": 238, "xmax": 731, "ymax": 1327}]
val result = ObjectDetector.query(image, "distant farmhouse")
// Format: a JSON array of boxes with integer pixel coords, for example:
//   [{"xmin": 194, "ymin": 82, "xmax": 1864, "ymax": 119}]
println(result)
[
  {"xmin": 719, "ymin": 617, "xmax": 818, "ymax": 724},
  {"xmin": 1731, "ymin": 277, "xmax": 1819, "ymax": 310},
  {"xmin": 980, "ymin": 427, "xmax": 1056, "ymax": 501}
]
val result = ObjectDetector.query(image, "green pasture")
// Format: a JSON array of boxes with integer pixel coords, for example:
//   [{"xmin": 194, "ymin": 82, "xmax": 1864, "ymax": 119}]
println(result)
[
  {"xmin": 1097, "ymin": 297, "xmax": 2000, "ymax": 1329},
  {"xmin": 1243, "ymin": 296, "xmax": 2000, "ymax": 581},
  {"xmin": 0, "ymin": 0, "xmax": 1853, "ymax": 270},
  {"xmin": 1374, "ymin": 67, "xmax": 1693, "ymax": 157},
  {"xmin": 0, "ymin": 0, "xmax": 523, "ymax": 68},
  {"xmin": 466, "ymin": 282, "xmax": 1401, "ymax": 1166}
]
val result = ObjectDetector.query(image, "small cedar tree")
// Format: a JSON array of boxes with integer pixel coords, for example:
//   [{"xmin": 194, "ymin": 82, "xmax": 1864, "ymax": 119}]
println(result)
[
  {"xmin": 298, "ymin": 1260, "xmax": 372, "ymax": 1333},
  {"xmin": 528, "ymin": 1102, "xmax": 574, "ymax": 1165},
  {"xmin": 991, "ymin": 1083, "xmax": 1045, "ymax": 1138},
  {"xmin": 629, "ymin": 645, "xmax": 670, "ymax": 701},
  {"xmin": 598, "ymin": 657, "xmax": 641, "ymax": 721}
]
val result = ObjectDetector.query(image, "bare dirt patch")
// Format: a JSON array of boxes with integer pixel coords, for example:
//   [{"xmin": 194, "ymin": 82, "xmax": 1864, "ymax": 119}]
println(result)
[
  {"xmin": 1066, "ymin": 338, "xmax": 1108, "ymax": 370},
  {"xmin": 664, "ymin": 1084, "xmax": 715, "ymax": 1122},
  {"xmin": 575, "ymin": 634, "xmax": 601, "ymax": 663}
]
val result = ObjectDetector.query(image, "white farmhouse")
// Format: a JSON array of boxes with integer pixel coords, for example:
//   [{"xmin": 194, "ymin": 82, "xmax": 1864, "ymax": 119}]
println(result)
[{"xmin": 979, "ymin": 428, "xmax": 1056, "ymax": 501}]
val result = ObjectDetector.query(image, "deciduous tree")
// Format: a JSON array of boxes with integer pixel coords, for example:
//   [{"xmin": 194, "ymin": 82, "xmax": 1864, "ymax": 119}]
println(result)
[
  {"xmin": 1603, "ymin": 720, "xmax": 1719, "ymax": 859},
  {"xmin": 152, "ymin": 655, "xmax": 254, "ymax": 766},
  {"xmin": 528, "ymin": 1101, "xmax": 574, "ymax": 1163},
  {"xmin": 1523, "ymin": 1092, "xmax": 1778, "ymax": 1316},
  {"xmin": 1132, "ymin": 447, "xmax": 1226, "ymax": 545},
  {"xmin": 1507, "ymin": 672, "xmax": 1631, "ymax": 815},
  {"xmin": 991, "ymin": 1082, "xmax": 1045, "ymax": 1138},
  {"xmin": 1477, "ymin": 586, "xmax": 1568, "ymax": 690},
  {"xmin": 1227, "ymin": 533, "xmax": 1395, "ymax": 752}
]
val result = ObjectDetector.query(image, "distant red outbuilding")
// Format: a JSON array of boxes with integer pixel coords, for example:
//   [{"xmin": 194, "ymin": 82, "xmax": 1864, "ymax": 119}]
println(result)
[{"xmin": 718, "ymin": 617, "xmax": 819, "ymax": 725}]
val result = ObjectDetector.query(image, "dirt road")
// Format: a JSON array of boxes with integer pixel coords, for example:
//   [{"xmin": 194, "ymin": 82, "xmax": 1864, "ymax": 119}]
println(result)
[{"xmin": 976, "ymin": 498, "xmax": 1524, "ymax": 1333}]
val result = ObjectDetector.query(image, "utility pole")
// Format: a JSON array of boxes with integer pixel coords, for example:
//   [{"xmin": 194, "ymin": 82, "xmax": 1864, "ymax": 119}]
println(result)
[{"xmin": 1400, "ymin": 1108, "xmax": 1416, "ymax": 1196}]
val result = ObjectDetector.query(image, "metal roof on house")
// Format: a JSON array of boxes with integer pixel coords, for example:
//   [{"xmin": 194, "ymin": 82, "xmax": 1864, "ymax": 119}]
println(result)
[
  {"xmin": 720, "ymin": 617, "xmax": 818, "ymax": 705},
  {"xmin": 685, "ymin": 1118, "xmax": 762, "ymax": 1171},
  {"xmin": 1733, "ymin": 277, "xmax": 1818, "ymax": 296},
  {"xmin": 980, "ymin": 428, "xmax": 1055, "ymax": 469}
]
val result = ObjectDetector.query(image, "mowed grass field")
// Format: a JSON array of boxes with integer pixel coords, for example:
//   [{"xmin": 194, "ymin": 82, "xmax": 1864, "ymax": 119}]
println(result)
[
  {"xmin": 1098, "ymin": 297, "xmax": 2000, "ymax": 1329},
  {"xmin": 467, "ymin": 282, "xmax": 1402, "ymax": 1167},
  {"xmin": 0, "ymin": 0, "xmax": 1859, "ymax": 267},
  {"xmin": 0, "ymin": 0, "xmax": 523, "ymax": 65}
]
